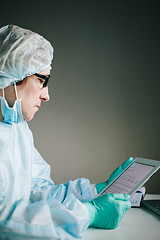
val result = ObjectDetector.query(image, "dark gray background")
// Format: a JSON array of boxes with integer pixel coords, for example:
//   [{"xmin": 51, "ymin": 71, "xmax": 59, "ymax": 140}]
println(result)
[{"xmin": 1, "ymin": 1, "xmax": 160, "ymax": 193}]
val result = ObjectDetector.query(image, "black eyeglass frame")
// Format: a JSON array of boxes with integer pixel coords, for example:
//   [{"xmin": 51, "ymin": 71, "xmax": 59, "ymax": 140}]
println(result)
[{"xmin": 34, "ymin": 73, "xmax": 50, "ymax": 88}]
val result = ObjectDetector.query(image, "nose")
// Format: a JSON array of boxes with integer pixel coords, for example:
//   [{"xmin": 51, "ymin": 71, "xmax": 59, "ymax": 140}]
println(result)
[{"xmin": 40, "ymin": 87, "xmax": 50, "ymax": 102}]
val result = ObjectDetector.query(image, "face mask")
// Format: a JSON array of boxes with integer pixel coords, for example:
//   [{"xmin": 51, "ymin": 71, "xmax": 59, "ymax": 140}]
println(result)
[{"xmin": 0, "ymin": 84, "xmax": 24, "ymax": 124}]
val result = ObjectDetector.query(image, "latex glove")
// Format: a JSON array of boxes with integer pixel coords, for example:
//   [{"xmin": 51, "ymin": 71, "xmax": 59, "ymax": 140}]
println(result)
[
  {"xmin": 84, "ymin": 193, "xmax": 131, "ymax": 229},
  {"xmin": 96, "ymin": 157, "xmax": 134, "ymax": 194}
]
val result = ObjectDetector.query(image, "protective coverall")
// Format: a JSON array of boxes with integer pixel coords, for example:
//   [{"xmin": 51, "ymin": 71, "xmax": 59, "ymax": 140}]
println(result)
[
  {"xmin": 0, "ymin": 118, "xmax": 94, "ymax": 239},
  {"xmin": 0, "ymin": 24, "xmax": 94, "ymax": 240}
]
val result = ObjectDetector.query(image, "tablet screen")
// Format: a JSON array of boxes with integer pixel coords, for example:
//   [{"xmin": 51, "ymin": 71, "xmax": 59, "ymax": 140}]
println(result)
[{"xmin": 101, "ymin": 163, "xmax": 154, "ymax": 195}]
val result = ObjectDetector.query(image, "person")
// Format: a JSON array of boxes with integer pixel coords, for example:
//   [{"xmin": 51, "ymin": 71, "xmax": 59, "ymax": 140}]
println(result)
[{"xmin": 0, "ymin": 25, "xmax": 132, "ymax": 240}]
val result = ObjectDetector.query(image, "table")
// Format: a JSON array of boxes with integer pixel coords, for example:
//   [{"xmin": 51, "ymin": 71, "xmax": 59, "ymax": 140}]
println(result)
[{"xmin": 82, "ymin": 194, "xmax": 160, "ymax": 240}]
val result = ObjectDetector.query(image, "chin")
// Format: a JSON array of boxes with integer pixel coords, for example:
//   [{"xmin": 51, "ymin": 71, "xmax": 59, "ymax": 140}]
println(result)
[{"xmin": 23, "ymin": 113, "xmax": 35, "ymax": 122}]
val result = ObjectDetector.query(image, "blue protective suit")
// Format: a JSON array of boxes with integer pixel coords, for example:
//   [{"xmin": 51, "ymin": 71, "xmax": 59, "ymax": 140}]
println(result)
[
  {"xmin": 0, "ymin": 25, "xmax": 94, "ymax": 239},
  {"xmin": 0, "ymin": 119, "xmax": 94, "ymax": 239}
]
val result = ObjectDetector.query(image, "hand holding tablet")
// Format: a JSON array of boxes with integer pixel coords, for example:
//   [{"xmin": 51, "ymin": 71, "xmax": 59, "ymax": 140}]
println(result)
[{"xmin": 98, "ymin": 158, "xmax": 160, "ymax": 197}]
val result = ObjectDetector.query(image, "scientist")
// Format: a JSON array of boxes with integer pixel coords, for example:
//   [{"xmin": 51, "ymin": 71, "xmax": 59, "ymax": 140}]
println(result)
[{"xmin": 0, "ymin": 25, "xmax": 132, "ymax": 240}]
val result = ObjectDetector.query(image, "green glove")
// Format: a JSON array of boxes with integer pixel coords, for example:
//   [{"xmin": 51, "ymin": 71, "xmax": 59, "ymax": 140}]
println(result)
[
  {"xmin": 96, "ymin": 157, "xmax": 134, "ymax": 194},
  {"xmin": 84, "ymin": 193, "xmax": 131, "ymax": 229}
]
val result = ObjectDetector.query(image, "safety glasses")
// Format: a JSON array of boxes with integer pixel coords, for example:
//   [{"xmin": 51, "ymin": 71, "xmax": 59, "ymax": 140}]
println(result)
[{"xmin": 34, "ymin": 73, "xmax": 50, "ymax": 88}]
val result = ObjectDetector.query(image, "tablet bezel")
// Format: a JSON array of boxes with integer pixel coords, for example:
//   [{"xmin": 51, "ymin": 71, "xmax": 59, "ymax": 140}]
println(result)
[{"xmin": 98, "ymin": 157, "xmax": 160, "ymax": 197}]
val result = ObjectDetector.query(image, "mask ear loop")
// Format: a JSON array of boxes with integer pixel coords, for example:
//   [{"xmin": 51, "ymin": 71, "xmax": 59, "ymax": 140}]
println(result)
[
  {"xmin": 13, "ymin": 82, "xmax": 23, "ymax": 122},
  {"xmin": 14, "ymin": 83, "xmax": 18, "ymax": 100},
  {"xmin": 2, "ymin": 88, "xmax": 5, "ymax": 98}
]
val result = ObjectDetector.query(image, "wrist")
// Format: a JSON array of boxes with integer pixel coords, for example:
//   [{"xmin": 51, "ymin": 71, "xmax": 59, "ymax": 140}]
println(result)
[{"xmin": 84, "ymin": 202, "xmax": 96, "ymax": 226}]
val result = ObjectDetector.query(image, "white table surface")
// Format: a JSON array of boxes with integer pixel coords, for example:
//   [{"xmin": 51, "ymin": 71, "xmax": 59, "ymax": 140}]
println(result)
[{"xmin": 82, "ymin": 194, "xmax": 160, "ymax": 240}]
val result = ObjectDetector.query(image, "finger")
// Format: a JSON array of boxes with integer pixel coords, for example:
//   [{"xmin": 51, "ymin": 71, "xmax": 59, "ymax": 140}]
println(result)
[
  {"xmin": 121, "ymin": 157, "xmax": 134, "ymax": 170},
  {"xmin": 113, "ymin": 193, "xmax": 131, "ymax": 201},
  {"xmin": 122, "ymin": 200, "xmax": 131, "ymax": 211},
  {"xmin": 114, "ymin": 198, "xmax": 131, "ymax": 213}
]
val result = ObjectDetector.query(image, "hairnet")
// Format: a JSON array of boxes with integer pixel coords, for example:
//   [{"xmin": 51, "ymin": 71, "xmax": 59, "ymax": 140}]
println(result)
[{"xmin": 0, "ymin": 25, "xmax": 53, "ymax": 89}]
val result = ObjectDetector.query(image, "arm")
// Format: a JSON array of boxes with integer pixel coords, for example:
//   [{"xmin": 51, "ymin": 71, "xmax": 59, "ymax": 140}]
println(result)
[
  {"xmin": 0, "ymin": 191, "xmax": 90, "ymax": 239},
  {"xmin": 30, "ymin": 148, "xmax": 94, "ymax": 203},
  {"xmin": 0, "ymin": 127, "xmax": 91, "ymax": 239},
  {"xmin": 0, "ymin": 150, "xmax": 90, "ymax": 239}
]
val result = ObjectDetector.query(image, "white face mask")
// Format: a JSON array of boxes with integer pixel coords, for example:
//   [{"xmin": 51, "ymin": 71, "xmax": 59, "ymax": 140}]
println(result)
[{"xmin": 0, "ymin": 84, "xmax": 24, "ymax": 124}]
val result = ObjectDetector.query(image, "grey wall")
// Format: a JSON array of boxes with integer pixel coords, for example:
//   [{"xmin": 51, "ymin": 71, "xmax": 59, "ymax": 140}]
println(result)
[{"xmin": 1, "ymin": 1, "xmax": 160, "ymax": 193}]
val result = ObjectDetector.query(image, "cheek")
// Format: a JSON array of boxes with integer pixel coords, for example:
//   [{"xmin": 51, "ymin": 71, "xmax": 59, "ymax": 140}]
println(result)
[
  {"xmin": 20, "ymin": 98, "xmax": 36, "ymax": 121},
  {"xmin": 17, "ymin": 78, "xmax": 38, "ymax": 100},
  {"xmin": 21, "ymin": 98, "xmax": 32, "ymax": 109},
  {"xmin": 18, "ymin": 86, "xmax": 36, "ymax": 105},
  {"xmin": 17, "ymin": 81, "xmax": 40, "ymax": 119}
]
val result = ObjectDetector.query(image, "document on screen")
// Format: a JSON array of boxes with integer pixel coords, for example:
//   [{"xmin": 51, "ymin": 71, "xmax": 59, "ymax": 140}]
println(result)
[{"xmin": 101, "ymin": 163, "xmax": 154, "ymax": 195}]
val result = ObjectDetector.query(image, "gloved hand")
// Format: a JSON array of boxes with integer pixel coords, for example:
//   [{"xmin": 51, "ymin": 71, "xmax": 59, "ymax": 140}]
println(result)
[
  {"xmin": 96, "ymin": 157, "xmax": 134, "ymax": 194},
  {"xmin": 84, "ymin": 193, "xmax": 131, "ymax": 229}
]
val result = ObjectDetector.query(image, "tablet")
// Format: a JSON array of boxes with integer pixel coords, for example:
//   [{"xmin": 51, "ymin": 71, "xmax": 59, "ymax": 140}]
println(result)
[{"xmin": 98, "ymin": 158, "xmax": 160, "ymax": 197}]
